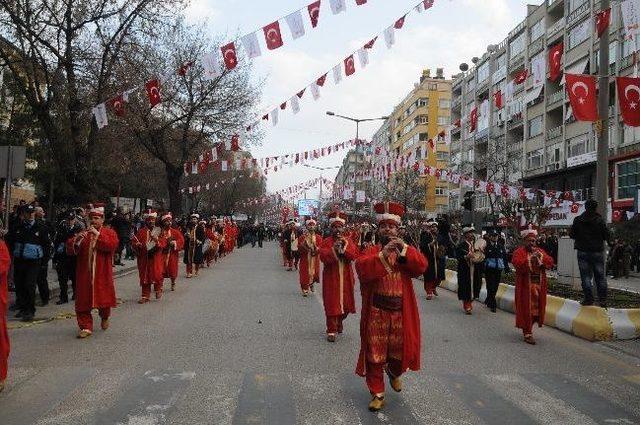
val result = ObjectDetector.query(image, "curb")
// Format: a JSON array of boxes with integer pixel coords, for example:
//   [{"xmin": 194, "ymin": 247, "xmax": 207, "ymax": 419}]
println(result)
[{"xmin": 443, "ymin": 270, "xmax": 640, "ymax": 342}]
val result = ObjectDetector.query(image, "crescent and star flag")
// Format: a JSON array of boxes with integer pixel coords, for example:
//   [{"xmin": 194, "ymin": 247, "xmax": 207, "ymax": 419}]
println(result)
[
  {"xmin": 548, "ymin": 42, "xmax": 563, "ymax": 82},
  {"xmin": 364, "ymin": 36, "xmax": 377, "ymax": 49},
  {"xmin": 280, "ymin": 102, "xmax": 287, "ymax": 110},
  {"xmin": 565, "ymin": 74, "xmax": 598, "ymax": 122},
  {"xmin": 297, "ymin": 88, "xmax": 306, "ymax": 98},
  {"xmin": 596, "ymin": 8, "xmax": 611, "ymax": 37},
  {"xmin": 108, "ymin": 94, "xmax": 125, "ymax": 117},
  {"xmin": 316, "ymin": 73, "xmax": 327, "ymax": 86},
  {"xmin": 469, "ymin": 107, "xmax": 478, "ymax": 132},
  {"xmin": 145, "ymin": 79, "xmax": 161, "ymax": 107},
  {"xmin": 394, "ymin": 15, "xmax": 406, "ymax": 29},
  {"xmin": 344, "ymin": 55, "xmax": 356, "ymax": 76},
  {"xmin": 423, "ymin": 0, "xmax": 434, "ymax": 10},
  {"xmin": 356, "ymin": 0, "xmax": 367, "ymax": 4},
  {"xmin": 514, "ymin": 69, "xmax": 528, "ymax": 84},
  {"xmin": 493, "ymin": 90, "xmax": 503, "ymax": 109},
  {"xmin": 285, "ymin": 9, "xmax": 305, "ymax": 40},
  {"xmin": 241, "ymin": 32, "xmax": 262, "ymax": 59},
  {"xmin": 221, "ymin": 42, "xmax": 238, "ymax": 70},
  {"xmin": 263, "ymin": 21, "xmax": 284, "ymax": 50},
  {"xmin": 616, "ymin": 76, "xmax": 640, "ymax": 126},
  {"xmin": 307, "ymin": 1, "xmax": 321, "ymax": 28}
]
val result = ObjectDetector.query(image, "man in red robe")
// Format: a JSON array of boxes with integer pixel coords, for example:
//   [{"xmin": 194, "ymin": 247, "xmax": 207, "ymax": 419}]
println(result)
[
  {"xmin": 297, "ymin": 218, "xmax": 322, "ymax": 296},
  {"xmin": 132, "ymin": 210, "xmax": 167, "ymax": 303},
  {"xmin": 66, "ymin": 204, "xmax": 119, "ymax": 339},
  {"xmin": 160, "ymin": 213, "xmax": 184, "ymax": 291},
  {"xmin": 0, "ymin": 239, "xmax": 11, "ymax": 392},
  {"xmin": 319, "ymin": 210, "xmax": 358, "ymax": 342},
  {"xmin": 354, "ymin": 201, "xmax": 427, "ymax": 412},
  {"xmin": 512, "ymin": 224, "xmax": 554, "ymax": 345}
]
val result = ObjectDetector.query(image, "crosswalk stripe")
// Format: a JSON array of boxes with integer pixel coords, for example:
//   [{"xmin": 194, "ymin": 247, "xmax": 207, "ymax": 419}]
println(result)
[
  {"xmin": 522, "ymin": 373, "xmax": 640, "ymax": 424},
  {"xmin": 97, "ymin": 369, "xmax": 195, "ymax": 425},
  {"xmin": 482, "ymin": 374, "xmax": 597, "ymax": 425},
  {"xmin": 290, "ymin": 373, "xmax": 361, "ymax": 425},
  {"xmin": 438, "ymin": 373, "xmax": 538, "ymax": 425},
  {"xmin": 1, "ymin": 366, "xmax": 95, "ymax": 425},
  {"xmin": 232, "ymin": 373, "xmax": 297, "ymax": 425}
]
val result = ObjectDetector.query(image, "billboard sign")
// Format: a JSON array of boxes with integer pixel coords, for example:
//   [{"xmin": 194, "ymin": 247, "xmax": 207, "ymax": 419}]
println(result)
[{"xmin": 297, "ymin": 199, "xmax": 320, "ymax": 217}]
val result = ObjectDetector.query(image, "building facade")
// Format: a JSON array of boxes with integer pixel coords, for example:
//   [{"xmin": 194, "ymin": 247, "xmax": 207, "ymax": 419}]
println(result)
[{"xmin": 449, "ymin": 0, "xmax": 640, "ymax": 217}]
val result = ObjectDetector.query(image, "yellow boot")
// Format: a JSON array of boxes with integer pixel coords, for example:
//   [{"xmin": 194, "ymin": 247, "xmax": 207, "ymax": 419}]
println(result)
[{"xmin": 368, "ymin": 395, "xmax": 385, "ymax": 412}]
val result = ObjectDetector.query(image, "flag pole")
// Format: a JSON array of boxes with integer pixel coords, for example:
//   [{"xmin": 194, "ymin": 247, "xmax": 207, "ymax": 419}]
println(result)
[{"xmin": 595, "ymin": 0, "xmax": 610, "ymax": 217}]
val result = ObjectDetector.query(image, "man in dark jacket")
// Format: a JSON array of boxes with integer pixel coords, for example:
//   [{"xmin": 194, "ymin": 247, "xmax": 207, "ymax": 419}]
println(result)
[
  {"xmin": 483, "ymin": 228, "xmax": 510, "ymax": 312},
  {"xmin": 34, "ymin": 207, "xmax": 52, "ymax": 306},
  {"xmin": 5, "ymin": 205, "xmax": 51, "ymax": 321},
  {"xmin": 111, "ymin": 209, "xmax": 132, "ymax": 265},
  {"xmin": 419, "ymin": 220, "xmax": 446, "ymax": 300},
  {"xmin": 53, "ymin": 210, "xmax": 84, "ymax": 304},
  {"xmin": 569, "ymin": 199, "xmax": 611, "ymax": 307}
]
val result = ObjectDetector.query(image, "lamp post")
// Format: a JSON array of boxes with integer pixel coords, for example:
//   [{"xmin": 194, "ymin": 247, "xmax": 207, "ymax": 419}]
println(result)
[{"xmin": 326, "ymin": 111, "xmax": 388, "ymax": 217}]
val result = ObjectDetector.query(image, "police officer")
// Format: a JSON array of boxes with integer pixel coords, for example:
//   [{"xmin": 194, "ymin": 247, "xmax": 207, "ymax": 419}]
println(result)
[{"xmin": 53, "ymin": 210, "xmax": 83, "ymax": 304}]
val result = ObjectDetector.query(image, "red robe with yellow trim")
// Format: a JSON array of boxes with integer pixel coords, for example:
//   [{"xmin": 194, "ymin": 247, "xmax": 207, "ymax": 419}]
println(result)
[
  {"xmin": 297, "ymin": 232, "xmax": 323, "ymax": 290},
  {"xmin": 319, "ymin": 236, "xmax": 358, "ymax": 317},
  {"xmin": 66, "ymin": 227, "xmax": 119, "ymax": 312},
  {"xmin": 132, "ymin": 227, "xmax": 167, "ymax": 285},
  {"xmin": 162, "ymin": 227, "xmax": 185, "ymax": 280},
  {"xmin": 0, "ymin": 240, "xmax": 11, "ymax": 381},
  {"xmin": 354, "ymin": 244, "xmax": 427, "ymax": 377},
  {"xmin": 511, "ymin": 246, "xmax": 554, "ymax": 331}
]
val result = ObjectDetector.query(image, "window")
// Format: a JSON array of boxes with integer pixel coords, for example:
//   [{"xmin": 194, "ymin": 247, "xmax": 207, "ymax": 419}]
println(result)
[
  {"xmin": 477, "ymin": 62, "xmax": 490, "ymax": 83},
  {"xmin": 568, "ymin": 19, "xmax": 590, "ymax": 49},
  {"xmin": 438, "ymin": 116, "xmax": 450, "ymax": 125},
  {"xmin": 530, "ymin": 20, "xmax": 544, "ymax": 42},
  {"xmin": 439, "ymin": 99, "xmax": 451, "ymax": 109},
  {"xmin": 428, "ymin": 83, "xmax": 438, "ymax": 91},
  {"xmin": 623, "ymin": 38, "xmax": 636, "ymax": 58},
  {"xmin": 415, "ymin": 147, "xmax": 422, "ymax": 160},
  {"xmin": 418, "ymin": 97, "xmax": 428, "ymax": 107},
  {"xmin": 569, "ymin": 0, "xmax": 587, "ymax": 13},
  {"xmin": 528, "ymin": 115, "xmax": 543, "ymax": 138},
  {"xmin": 617, "ymin": 159, "xmax": 640, "ymax": 199},
  {"xmin": 526, "ymin": 149, "xmax": 543, "ymax": 169},
  {"xmin": 451, "ymin": 152, "xmax": 461, "ymax": 165},
  {"xmin": 510, "ymin": 32, "xmax": 525, "ymax": 57},
  {"xmin": 437, "ymin": 151, "xmax": 448, "ymax": 161},
  {"xmin": 567, "ymin": 134, "xmax": 594, "ymax": 158},
  {"xmin": 496, "ymin": 54, "xmax": 507, "ymax": 69},
  {"xmin": 403, "ymin": 138, "xmax": 416, "ymax": 150},
  {"xmin": 624, "ymin": 125, "xmax": 640, "ymax": 145},
  {"xmin": 546, "ymin": 143, "xmax": 563, "ymax": 164},
  {"xmin": 418, "ymin": 115, "xmax": 428, "ymax": 125},
  {"xmin": 419, "ymin": 132, "xmax": 429, "ymax": 141},
  {"xmin": 435, "ymin": 187, "xmax": 447, "ymax": 196}
]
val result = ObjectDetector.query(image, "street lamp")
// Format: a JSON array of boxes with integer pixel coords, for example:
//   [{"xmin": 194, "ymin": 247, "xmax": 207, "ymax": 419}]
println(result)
[{"xmin": 326, "ymin": 111, "xmax": 388, "ymax": 216}]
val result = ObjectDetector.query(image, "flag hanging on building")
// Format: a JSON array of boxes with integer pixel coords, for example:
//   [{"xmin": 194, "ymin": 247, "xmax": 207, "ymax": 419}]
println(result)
[
  {"xmin": 616, "ymin": 76, "xmax": 640, "ymax": 126},
  {"xmin": 595, "ymin": 8, "xmax": 611, "ymax": 37},
  {"xmin": 548, "ymin": 42, "xmax": 563, "ymax": 82},
  {"xmin": 565, "ymin": 74, "xmax": 598, "ymax": 122}
]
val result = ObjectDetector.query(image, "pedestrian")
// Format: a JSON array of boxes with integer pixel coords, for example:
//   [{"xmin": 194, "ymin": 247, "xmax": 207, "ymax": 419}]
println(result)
[
  {"xmin": 183, "ymin": 214, "xmax": 205, "ymax": 278},
  {"xmin": 633, "ymin": 239, "xmax": 640, "ymax": 273},
  {"xmin": 318, "ymin": 210, "xmax": 358, "ymax": 342},
  {"xmin": 420, "ymin": 220, "xmax": 445, "ymax": 300},
  {"xmin": 354, "ymin": 201, "xmax": 427, "ymax": 412},
  {"xmin": 483, "ymin": 228, "xmax": 510, "ymax": 313},
  {"xmin": 511, "ymin": 225, "xmax": 554, "ymax": 345},
  {"xmin": 283, "ymin": 220, "xmax": 300, "ymax": 271},
  {"xmin": 569, "ymin": 199, "xmax": 610, "ymax": 307},
  {"xmin": 455, "ymin": 226, "xmax": 484, "ymax": 314},
  {"xmin": 132, "ymin": 210, "xmax": 166, "ymax": 303},
  {"xmin": 6, "ymin": 205, "xmax": 50, "ymax": 322},
  {"xmin": 53, "ymin": 210, "xmax": 83, "ymax": 304},
  {"xmin": 66, "ymin": 204, "xmax": 119, "ymax": 339},
  {"xmin": 111, "ymin": 208, "xmax": 132, "ymax": 266},
  {"xmin": 297, "ymin": 218, "xmax": 322, "ymax": 297},
  {"xmin": 256, "ymin": 223, "xmax": 265, "ymax": 248},
  {"xmin": 33, "ymin": 206, "xmax": 52, "ymax": 307},
  {"xmin": 0, "ymin": 238, "xmax": 11, "ymax": 392},
  {"xmin": 159, "ymin": 213, "xmax": 184, "ymax": 292}
]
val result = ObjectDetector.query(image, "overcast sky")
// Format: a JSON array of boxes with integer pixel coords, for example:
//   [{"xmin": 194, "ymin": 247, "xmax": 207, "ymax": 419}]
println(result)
[{"xmin": 185, "ymin": 0, "xmax": 532, "ymax": 199}]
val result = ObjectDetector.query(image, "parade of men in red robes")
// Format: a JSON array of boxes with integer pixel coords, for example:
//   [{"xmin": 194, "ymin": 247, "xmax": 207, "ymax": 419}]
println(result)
[
  {"xmin": 297, "ymin": 218, "xmax": 322, "ymax": 296},
  {"xmin": 66, "ymin": 204, "xmax": 119, "ymax": 339},
  {"xmin": 512, "ymin": 224, "xmax": 554, "ymax": 345},
  {"xmin": 160, "ymin": 213, "xmax": 185, "ymax": 292},
  {"xmin": 319, "ymin": 210, "xmax": 358, "ymax": 342},
  {"xmin": 132, "ymin": 210, "xmax": 166, "ymax": 303},
  {"xmin": 354, "ymin": 201, "xmax": 427, "ymax": 412},
  {"xmin": 0, "ymin": 239, "xmax": 11, "ymax": 392}
]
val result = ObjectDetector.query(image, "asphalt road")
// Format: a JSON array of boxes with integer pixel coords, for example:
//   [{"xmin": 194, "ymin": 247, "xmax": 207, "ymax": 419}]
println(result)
[{"xmin": 1, "ymin": 242, "xmax": 640, "ymax": 425}]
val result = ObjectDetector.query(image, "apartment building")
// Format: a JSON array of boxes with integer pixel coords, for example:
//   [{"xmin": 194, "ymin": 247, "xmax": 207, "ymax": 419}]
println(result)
[
  {"xmin": 449, "ymin": 0, "xmax": 640, "ymax": 216},
  {"xmin": 386, "ymin": 69, "xmax": 452, "ymax": 213}
]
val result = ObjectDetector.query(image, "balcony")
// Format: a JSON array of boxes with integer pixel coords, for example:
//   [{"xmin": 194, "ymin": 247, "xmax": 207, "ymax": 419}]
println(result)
[
  {"xmin": 567, "ymin": 2, "xmax": 590, "ymax": 27},
  {"xmin": 545, "ymin": 161, "xmax": 565, "ymax": 173},
  {"xmin": 529, "ymin": 38, "xmax": 544, "ymax": 56},
  {"xmin": 547, "ymin": 0, "xmax": 564, "ymax": 10},
  {"xmin": 546, "ymin": 88, "xmax": 564, "ymax": 108},
  {"xmin": 509, "ymin": 52, "xmax": 524, "ymax": 68},
  {"xmin": 546, "ymin": 125, "xmax": 563, "ymax": 142},
  {"xmin": 546, "ymin": 18, "xmax": 565, "ymax": 39},
  {"xmin": 492, "ymin": 66, "xmax": 507, "ymax": 85}
]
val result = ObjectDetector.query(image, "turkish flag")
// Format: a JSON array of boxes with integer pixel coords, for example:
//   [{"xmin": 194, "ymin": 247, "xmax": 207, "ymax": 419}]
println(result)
[
  {"xmin": 394, "ymin": 15, "xmax": 406, "ymax": 29},
  {"xmin": 469, "ymin": 107, "xmax": 478, "ymax": 132},
  {"xmin": 514, "ymin": 70, "xmax": 528, "ymax": 84},
  {"xmin": 308, "ymin": 1, "xmax": 321, "ymax": 28},
  {"xmin": 280, "ymin": 102, "xmax": 287, "ymax": 110},
  {"xmin": 262, "ymin": 114, "xmax": 269, "ymax": 121},
  {"xmin": 145, "ymin": 79, "xmax": 161, "ymax": 107},
  {"xmin": 423, "ymin": 0, "xmax": 434, "ymax": 9},
  {"xmin": 493, "ymin": 90, "xmax": 503, "ymax": 109},
  {"xmin": 297, "ymin": 88, "xmax": 306, "ymax": 98},
  {"xmin": 364, "ymin": 36, "xmax": 377, "ymax": 49},
  {"xmin": 616, "ymin": 76, "xmax": 640, "ymax": 126},
  {"xmin": 596, "ymin": 8, "xmax": 611, "ymax": 37},
  {"xmin": 356, "ymin": 0, "xmax": 367, "ymax": 4},
  {"xmin": 263, "ymin": 21, "xmax": 283, "ymax": 50},
  {"xmin": 221, "ymin": 42, "xmax": 238, "ymax": 70},
  {"xmin": 177, "ymin": 61, "xmax": 193, "ymax": 76},
  {"xmin": 344, "ymin": 55, "xmax": 356, "ymax": 76},
  {"xmin": 316, "ymin": 73, "xmax": 327, "ymax": 86},
  {"xmin": 108, "ymin": 94, "xmax": 126, "ymax": 117},
  {"xmin": 548, "ymin": 42, "xmax": 563, "ymax": 82},
  {"xmin": 565, "ymin": 74, "xmax": 598, "ymax": 121}
]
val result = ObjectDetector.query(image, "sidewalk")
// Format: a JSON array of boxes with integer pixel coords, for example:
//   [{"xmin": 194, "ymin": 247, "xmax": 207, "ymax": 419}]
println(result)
[{"xmin": 608, "ymin": 272, "xmax": 640, "ymax": 294}]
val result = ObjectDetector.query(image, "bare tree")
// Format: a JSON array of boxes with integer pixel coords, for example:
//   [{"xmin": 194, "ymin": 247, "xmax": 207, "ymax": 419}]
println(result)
[{"xmin": 370, "ymin": 170, "xmax": 428, "ymax": 213}]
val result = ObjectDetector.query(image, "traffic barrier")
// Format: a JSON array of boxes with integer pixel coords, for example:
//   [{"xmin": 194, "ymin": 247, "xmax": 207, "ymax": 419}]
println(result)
[{"xmin": 443, "ymin": 270, "xmax": 640, "ymax": 341}]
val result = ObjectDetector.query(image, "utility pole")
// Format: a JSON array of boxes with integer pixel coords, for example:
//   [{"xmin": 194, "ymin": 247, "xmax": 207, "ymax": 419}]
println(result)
[{"xmin": 595, "ymin": 0, "xmax": 610, "ymax": 217}]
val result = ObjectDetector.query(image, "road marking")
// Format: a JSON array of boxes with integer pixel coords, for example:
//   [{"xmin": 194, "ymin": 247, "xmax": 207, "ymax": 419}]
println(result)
[
  {"xmin": 97, "ymin": 369, "xmax": 195, "ymax": 425},
  {"xmin": 232, "ymin": 373, "xmax": 297, "ymax": 425},
  {"xmin": 439, "ymin": 373, "xmax": 537, "ymax": 425},
  {"xmin": 522, "ymin": 373, "xmax": 640, "ymax": 424}
]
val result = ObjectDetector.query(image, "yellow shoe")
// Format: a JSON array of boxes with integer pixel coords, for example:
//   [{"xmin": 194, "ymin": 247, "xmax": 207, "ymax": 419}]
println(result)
[
  {"xmin": 368, "ymin": 395, "xmax": 385, "ymax": 412},
  {"xmin": 327, "ymin": 333, "xmax": 336, "ymax": 342},
  {"xmin": 77, "ymin": 329, "xmax": 92, "ymax": 339},
  {"xmin": 302, "ymin": 290, "xmax": 308, "ymax": 297}
]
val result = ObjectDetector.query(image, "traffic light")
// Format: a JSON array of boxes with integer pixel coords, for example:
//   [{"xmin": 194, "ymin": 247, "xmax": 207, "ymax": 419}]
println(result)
[{"xmin": 463, "ymin": 191, "xmax": 474, "ymax": 211}]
